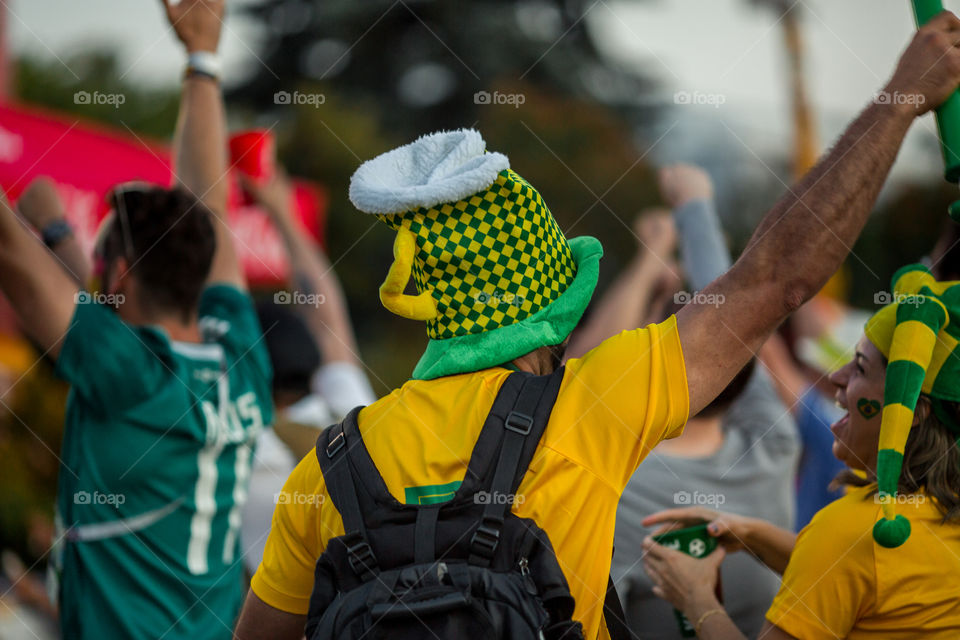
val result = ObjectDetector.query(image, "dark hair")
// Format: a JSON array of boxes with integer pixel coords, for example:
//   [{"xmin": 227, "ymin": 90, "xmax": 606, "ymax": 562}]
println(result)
[
  {"xmin": 102, "ymin": 186, "xmax": 216, "ymax": 322},
  {"xmin": 256, "ymin": 301, "xmax": 321, "ymax": 398},
  {"xmin": 931, "ymin": 220, "xmax": 960, "ymax": 282},
  {"xmin": 696, "ymin": 359, "xmax": 757, "ymax": 419},
  {"xmin": 833, "ymin": 397, "xmax": 960, "ymax": 525}
]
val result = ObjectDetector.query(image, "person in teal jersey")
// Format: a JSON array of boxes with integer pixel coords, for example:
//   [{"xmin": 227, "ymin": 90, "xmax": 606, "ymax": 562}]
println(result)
[{"xmin": 0, "ymin": 0, "xmax": 273, "ymax": 637}]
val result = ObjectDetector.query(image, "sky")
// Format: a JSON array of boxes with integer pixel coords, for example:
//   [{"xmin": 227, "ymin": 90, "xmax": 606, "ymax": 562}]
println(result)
[{"xmin": 6, "ymin": 0, "xmax": 960, "ymax": 189}]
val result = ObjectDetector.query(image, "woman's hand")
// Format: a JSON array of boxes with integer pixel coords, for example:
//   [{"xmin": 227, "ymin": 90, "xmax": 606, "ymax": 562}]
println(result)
[
  {"xmin": 644, "ymin": 506, "xmax": 797, "ymax": 575},
  {"xmin": 642, "ymin": 506, "xmax": 755, "ymax": 554},
  {"xmin": 642, "ymin": 536, "xmax": 726, "ymax": 620}
]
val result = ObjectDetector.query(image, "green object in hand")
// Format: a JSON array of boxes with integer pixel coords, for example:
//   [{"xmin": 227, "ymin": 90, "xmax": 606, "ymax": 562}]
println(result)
[
  {"xmin": 912, "ymin": 0, "xmax": 960, "ymax": 182},
  {"xmin": 912, "ymin": 0, "xmax": 960, "ymax": 222},
  {"xmin": 652, "ymin": 524, "xmax": 720, "ymax": 638}
]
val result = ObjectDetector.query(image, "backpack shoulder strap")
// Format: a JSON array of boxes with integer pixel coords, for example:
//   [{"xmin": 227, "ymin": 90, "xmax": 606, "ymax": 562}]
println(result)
[
  {"xmin": 604, "ymin": 575, "xmax": 634, "ymax": 640},
  {"xmin": 315, "ymin": 408, "xmax": 378, "ymax": 580},
  {"xmin": 468, "ymin": 367, "xmax": 564, "ymax": 566}
]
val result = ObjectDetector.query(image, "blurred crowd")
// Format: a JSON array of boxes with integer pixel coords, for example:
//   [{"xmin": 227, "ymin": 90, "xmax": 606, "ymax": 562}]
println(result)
[{"xmin": 3, "ymin": 1, "xmax": 960, "ymax": 640}]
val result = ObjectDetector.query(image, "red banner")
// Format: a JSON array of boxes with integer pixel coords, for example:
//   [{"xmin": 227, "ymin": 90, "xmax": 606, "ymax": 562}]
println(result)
[{"xmin": 0, "ymin": 101, "xmax": 325, "ymax": 285}]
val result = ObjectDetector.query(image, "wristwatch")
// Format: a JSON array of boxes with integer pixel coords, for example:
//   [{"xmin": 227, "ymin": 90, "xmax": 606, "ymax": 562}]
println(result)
[
  {"xmin": 41, "ymin": 219, "xmax": 74, "ymax": 248},
  {"xmin": 185, "ymin": 51, "xmax": 221, "ymax": 82}
]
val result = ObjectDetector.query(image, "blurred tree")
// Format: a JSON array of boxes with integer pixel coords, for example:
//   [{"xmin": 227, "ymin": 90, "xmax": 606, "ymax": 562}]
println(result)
[
  {"xmin": 232, "ymin": 0, "xmax": 661, "ymax": 134},
  {"xmin": 228, "ymin": 0, "xmax": 674, "ymax": 388},
  {"xmin": 15, "ymin": 51, "xmax": 180, "ymax": 139}
]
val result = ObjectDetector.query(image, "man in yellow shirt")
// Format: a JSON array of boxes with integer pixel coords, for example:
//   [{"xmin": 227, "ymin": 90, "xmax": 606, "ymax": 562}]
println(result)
[{"xmin": 235, "ymin": 13, "xmax": 960, "ymax": 639}]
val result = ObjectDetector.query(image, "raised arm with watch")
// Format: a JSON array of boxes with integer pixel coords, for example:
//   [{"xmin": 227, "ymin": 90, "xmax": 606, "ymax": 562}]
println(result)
[{"xmin": 17, "ymin": 177, "xmax": 90, "ymax": 286}]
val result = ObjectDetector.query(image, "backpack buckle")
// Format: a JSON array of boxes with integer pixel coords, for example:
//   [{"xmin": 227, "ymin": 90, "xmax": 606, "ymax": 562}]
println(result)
[
  {"xmin": 504, "ymin": 411, "xmax": 533, "ymax": 435},
  {"xmin": 470, "ymin": 521, "xmax": 501, "ymax": 561},
  {"xmin": 346, "ymin": 537, "xmax": 378, "ymax": 579},
  {"xmin": 326, "ymin": 430, "xmax": 345, "ymax": 458}
]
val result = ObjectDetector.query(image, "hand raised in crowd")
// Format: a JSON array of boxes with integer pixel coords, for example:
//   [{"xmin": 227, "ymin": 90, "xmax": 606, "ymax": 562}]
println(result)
[
  {"xmin": 657, "ymin": 163, "xmax": 713, "ymax": 211},
  {"xmin": 17, "ymin": 177, "xmax": 67, "ymax": 230},
  {"xmin": 885, "ymin": 10, "xmax": 960, "ymax": 115},
  {"xmin": 161, "ymin": 0, "xmax": 225, "ymax": 53},
  {"xmin": 633, "ymin": 208, "xmax": 677, "ymax": 261},
  {"xmin": 240, "ymin": 171, "xmax": 294, "ymax": 221}
]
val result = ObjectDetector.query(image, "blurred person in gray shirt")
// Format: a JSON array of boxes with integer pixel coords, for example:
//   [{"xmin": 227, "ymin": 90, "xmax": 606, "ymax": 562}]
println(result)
[{"xmin": 568, "ymin": 164, "xmax": 800, "ymax": 639}]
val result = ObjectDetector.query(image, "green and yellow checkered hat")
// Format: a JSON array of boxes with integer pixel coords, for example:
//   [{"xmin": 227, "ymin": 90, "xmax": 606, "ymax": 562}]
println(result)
[
  {"xmin": 864, "ymin": 263, "xmax": 960, "ymax": 548},
  {"xmin": 350, "ymin": 130, "xmax": 603, "ymax": 379}
]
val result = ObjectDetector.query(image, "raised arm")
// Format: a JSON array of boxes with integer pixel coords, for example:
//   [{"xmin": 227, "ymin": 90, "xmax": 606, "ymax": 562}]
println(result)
[
  {"xmin": 163, "ymin": 0, "xmax": 244, "ymax": 289},
  {"xmin": 659, "ymin": 164, "xmax": 730, "ymax": 291},
  {"xmin": 678, "ymin": 13, "xmax": 960, "ymax": 415},
  {"xmin": 244, "ymin": 172, "xmax": 361, "ymax": 364},
  {"xmin": 17, "ymin": 177, "xmax": 91, "ymax": 286},
  {"xmin": 564, "ymin": 210, "xmax": 676, "ymax": 359},
  {"xmin": 0, "ymin": 193, "xmax": 78, "ymax": 360}
]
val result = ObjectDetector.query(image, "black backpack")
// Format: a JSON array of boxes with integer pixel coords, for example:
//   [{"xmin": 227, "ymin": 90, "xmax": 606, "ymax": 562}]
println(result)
[{"xmin": 305, "ymin": 369, "xmax": 634, "ymax": 640}]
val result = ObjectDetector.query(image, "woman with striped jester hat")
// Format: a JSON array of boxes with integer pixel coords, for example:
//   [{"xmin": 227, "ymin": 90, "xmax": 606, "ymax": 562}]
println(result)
[{"xmin": 641, "ymin": 263, "xmax": 960, "ymax": 639}]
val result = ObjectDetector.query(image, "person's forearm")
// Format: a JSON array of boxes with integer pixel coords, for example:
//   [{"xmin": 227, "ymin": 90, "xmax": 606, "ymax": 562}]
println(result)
[
  {"xmin": 564, "ymin": 252, "xmax": 665, "ymax": 359},
  {"xmin": 49, "ymin": 236, "xmax": 91, "ymax": 286},
  {"xmin": 734, "ymin": 101, "xmax": 913, "ymax": 307},
  {"xmin": 174, "ymin": 77, "xmax": 227, "ymax": 214},
  {"xmin": 675, "ymin": 198, "xmax": 731, "ymax": 290},
  {"xmin": 272, "ymin": 210, "xmax": 359, "ymax": 363},
  {"xmin": 0, "ymin": 199, "xmax": 77, "ymax": 358},
  {"xmin": 684, "ymin": 591, "xmax": 746, "ymax": 640},
  {"xmin": 173, "ymin": 76, "xmax": 241, "ymax": 287},
  {"xmin": 743, "ymin": 517, "xmax": 796, "ymax": 574},
  {"xmin": 698, "ymin": 613, "xmax": 747, "ymax": 640}
]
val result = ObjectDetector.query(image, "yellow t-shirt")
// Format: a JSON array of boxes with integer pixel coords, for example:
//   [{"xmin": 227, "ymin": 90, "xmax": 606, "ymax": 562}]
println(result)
[
  {"xmin": 767, "ymin": 484, "xmax": 960, "ymax": 639},
  {"xmin": 252, "ymin": 317, "xmax": 689, "ymax": 640}
]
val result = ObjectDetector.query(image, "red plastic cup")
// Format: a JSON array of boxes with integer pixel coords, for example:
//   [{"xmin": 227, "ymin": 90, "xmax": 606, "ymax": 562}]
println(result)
[{"xmin": 229, "ymin": 129, "xmax": 275, "ymax": 204}]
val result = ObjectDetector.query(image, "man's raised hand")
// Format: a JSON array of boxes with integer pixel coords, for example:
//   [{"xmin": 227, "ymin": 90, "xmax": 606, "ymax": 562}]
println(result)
[
  {"xmin": 885, "ymin": 10, "xmax": 960, "ymax": 116},
  {"xmin": 161, "ymin": 0, "xmax": 225, "ymax": 53},
  {"xmin": 658, "ymin": 164, "xmax": 713, "ymax": 211},
  {"xmin": 17, "ymin": 177, "xmax": 66, "ymax": 230}
]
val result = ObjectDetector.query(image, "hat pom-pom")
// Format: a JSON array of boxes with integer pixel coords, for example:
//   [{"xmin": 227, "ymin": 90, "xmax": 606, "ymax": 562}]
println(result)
[{"xmin": 873, "ymin": 515, "xmax": 911, "ymax": 548}]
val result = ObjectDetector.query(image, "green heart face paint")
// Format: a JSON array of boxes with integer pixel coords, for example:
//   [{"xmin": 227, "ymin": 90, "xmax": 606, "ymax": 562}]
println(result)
[{"xmin": 857, "ymin": 398, "xmax": 882, "ymax": 420}]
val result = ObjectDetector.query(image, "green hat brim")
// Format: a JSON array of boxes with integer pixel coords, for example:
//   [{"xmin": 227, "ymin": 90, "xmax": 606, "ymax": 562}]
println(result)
[{"xmin": 411, "ymin": 235, "xmax": 603, "ymax": 380}]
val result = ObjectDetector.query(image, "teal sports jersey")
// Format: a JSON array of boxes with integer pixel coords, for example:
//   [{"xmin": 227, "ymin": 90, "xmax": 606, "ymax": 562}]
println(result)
[{"xmin": 52, "ymin": 285, "xmax": 273, "ymax": 640}]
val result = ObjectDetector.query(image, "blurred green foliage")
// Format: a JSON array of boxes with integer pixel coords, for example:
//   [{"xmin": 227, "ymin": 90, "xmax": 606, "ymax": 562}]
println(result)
[{"xmin": 0, "ymin": 353, "xmax": 67, "ymax": 561}]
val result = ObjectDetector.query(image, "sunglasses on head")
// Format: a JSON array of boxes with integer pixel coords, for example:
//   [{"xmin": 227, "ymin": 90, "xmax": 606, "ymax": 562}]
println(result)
[{"xmin": 91, "ymin": 182, "xmax": 155, "ymax": 282}]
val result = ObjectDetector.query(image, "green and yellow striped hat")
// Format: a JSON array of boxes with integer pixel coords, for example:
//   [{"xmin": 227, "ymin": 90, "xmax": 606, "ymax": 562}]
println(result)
[
  {"xmin": 864, "ymin": 263, "xmax": 960, "ymax": 548},
  {"xmin": 349, "ymin": 130, "xmax": 603, "ymax": 380}
]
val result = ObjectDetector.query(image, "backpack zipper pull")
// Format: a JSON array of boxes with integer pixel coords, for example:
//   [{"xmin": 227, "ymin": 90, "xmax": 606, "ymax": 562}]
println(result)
[{"xmin": 519, "ymin": 557, "xmax": 537, "ymax": 595}]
